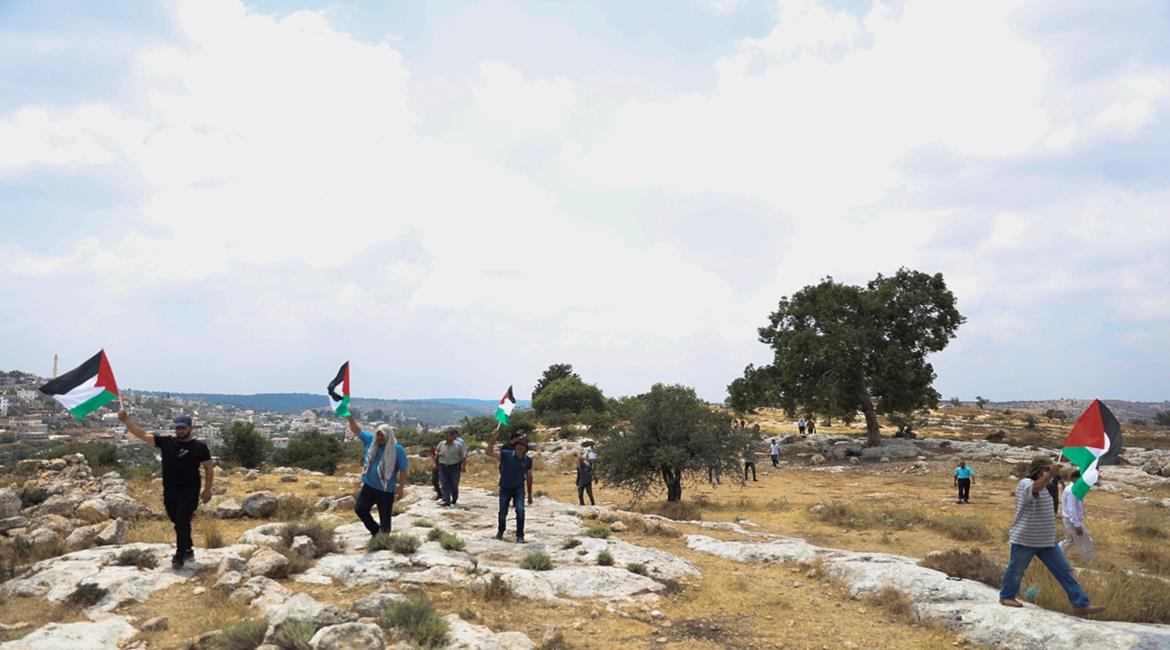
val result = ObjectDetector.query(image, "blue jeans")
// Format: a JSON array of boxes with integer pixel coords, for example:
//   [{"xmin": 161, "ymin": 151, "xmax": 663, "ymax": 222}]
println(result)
[
  {"xmin": 999, "ymin": 544, "xmax": 1090, "ymax": 607},
  {"xmin": 498, "ymin": 485, "xmax": 526, "ymax": 538},
  {"xmin": 439, "ymin": 463, "xmax": 462, "ymax": 504}
]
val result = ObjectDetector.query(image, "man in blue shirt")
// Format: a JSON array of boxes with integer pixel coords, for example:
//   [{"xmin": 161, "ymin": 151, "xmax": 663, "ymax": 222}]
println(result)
[
  {"xmin": 487, "ymin": 427, "xmax": 533, "ymax": 543},
  {"xmin": 347, "ymin": 415, "xmax": 409, "ymax": 537},
  {"xmin": 954, "ymin": 461, "xmax": 973, "ymax": 504}
]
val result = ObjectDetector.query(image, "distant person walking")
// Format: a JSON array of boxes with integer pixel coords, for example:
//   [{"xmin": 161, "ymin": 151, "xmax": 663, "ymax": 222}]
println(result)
[
  {"xmin": 347, "ymin": 416, "xmax": 408, "ymax": 537},
  {"xmin": 118, "ymin": 411, "xmax": 213, "ymax": 569},
  {"xmin": 576, "ymin": 455, "xmax": 596, "ymax": 506},
  {"xmin": 954, "ymin": 461, "xmax": 973, "ymax": 504},
  {"xmin": 770, "ymin": 439, "xmax": 780, "ymax": 468},
  {"xmin": 429, "ymin": 445, "xmax": 443, "ymax": 500},
  {"xmin": 806, "ymin": 419, "xmax": 816, "ymax": 435},
  {"xmin": 487, "ymin": 428, "xmax": 533, "ymax": 543},
  {"xmin": 998, "ymin": 457, "xmax": 1103, "ymax": 616},
  {"xmin": 1059, "ymin": 470, "xmax": 1095, "ymax": 560},
  {"xmin": 797, "ymin": 418, "xmax": 806, "ymax": 435},
  {"xmin": 435, "ymin": 428, "xmax": 468, "ymax": 506},
  {"xmin": 744, "ymin": 445, "xmax": 758, "ymax": 482}
]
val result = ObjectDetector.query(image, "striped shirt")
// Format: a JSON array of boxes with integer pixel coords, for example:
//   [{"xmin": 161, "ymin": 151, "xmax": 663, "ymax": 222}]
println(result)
[{"xmin": 1008, "ymin": 478, "xmax": 1057, "ymax": 547}]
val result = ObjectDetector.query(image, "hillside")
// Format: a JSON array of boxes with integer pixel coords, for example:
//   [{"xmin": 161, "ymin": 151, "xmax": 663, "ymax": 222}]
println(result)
[{"xmin": 985, "ymin": 399, "xmax": 1170, "ymax": 423}]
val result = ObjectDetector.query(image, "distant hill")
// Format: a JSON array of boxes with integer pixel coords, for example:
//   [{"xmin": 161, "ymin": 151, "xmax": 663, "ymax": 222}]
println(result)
[
  {"xmin": 987, "ymin": 399, "xmax": 1170, "ymax": 423},
  {"xmin": 136, "ymin": 391, "xmax": 530, "ymax": 426}
]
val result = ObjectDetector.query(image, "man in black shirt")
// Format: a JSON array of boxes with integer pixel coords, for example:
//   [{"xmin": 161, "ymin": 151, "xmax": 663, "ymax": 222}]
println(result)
[{"xmin": 119, "ymin": 411, "xmax": 214, "ymax": 568}]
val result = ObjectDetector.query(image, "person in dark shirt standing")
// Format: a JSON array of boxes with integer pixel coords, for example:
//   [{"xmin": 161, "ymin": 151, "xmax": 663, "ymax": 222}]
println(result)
[
  {"xmin": 487, "ymin": 427, "xmax": 533, "ymax": 543},
  {"xmin": 118, "ymin": 411, "xmax": 213, "ymax": 569},
  {"xmin": 576, "ymin": 455, "xmax": 595, "ymax": 506}
]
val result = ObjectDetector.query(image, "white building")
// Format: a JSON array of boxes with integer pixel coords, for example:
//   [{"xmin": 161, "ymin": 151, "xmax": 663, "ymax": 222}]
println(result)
[
  {"xmin": 0, "ymin": 396, "xmax": 8, "ymax": 417},
  {"xmin": 16, "ymin": 389, "xmax": 38, "ymax": 402}
]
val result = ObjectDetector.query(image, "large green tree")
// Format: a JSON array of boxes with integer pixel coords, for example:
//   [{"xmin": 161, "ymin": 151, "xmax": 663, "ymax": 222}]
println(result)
[
  {"xmin": 730, "ymin": 269, "xmax": 964, "ymax": 446},
  {"xmin": 596, "ymin": 384, "xmax": 754, "ymax": 502},
  {"xmin": 216, "ymin": 421, "xmax": 271, "ymax": 469},
  {"xmin": 531, "ymin": 363, "xmax": 578, "ymax": 404},
  {"xmin": 531, "ymin": 376, "xmax": 606, "ymax": 417}
]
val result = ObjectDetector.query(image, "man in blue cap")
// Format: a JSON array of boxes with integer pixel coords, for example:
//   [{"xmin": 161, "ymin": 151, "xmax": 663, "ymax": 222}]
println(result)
[{"xmin": 118, "ymin": 410, "xmax": 213, "ymax": 569}]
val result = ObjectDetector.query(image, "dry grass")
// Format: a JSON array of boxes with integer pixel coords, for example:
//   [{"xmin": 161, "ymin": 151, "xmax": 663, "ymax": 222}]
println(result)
[
  {"xmin": 918, "ymin": 548, "xmax": 1003, "ymax": 587},
  {"xmin": 809, "ymin": 501, "xmax": 991, "ymax": 541},
  {"xmin": 630, "ymin": 500, "xmax": 702, "ymax": 521},
  {"xmin": 867, "ymin": 587, "xmax": 916, "ymax": 622},
  {"xmin": 1024, "ymin": 563, "xmax": 1170, "ymax": 623},
  {"xmin": 1129, "ymin": 509, "xmax": 1167, "ymax": 540}
]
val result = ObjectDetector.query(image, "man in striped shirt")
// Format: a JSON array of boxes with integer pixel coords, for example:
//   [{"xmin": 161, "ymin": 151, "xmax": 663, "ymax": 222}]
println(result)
[{"xmin": 999, "ymin": 457, "xmax": 1104, "ymax": 616}]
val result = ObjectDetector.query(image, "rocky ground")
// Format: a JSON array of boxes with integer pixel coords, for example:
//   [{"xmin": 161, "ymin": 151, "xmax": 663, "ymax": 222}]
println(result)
[{"xmin": 0, "ymin": 425, "xmax": 1168, "ymax": 649}]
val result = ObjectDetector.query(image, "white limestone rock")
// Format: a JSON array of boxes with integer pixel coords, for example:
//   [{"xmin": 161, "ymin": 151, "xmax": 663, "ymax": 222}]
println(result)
[
  {"xmin": 0, "ymin": 617, "xmax": 137, "ymax": 650},
  {"xmin": 444, "ymin": 614, "xmax": 536, "ymax": 650},
  {"xmin": 247, "ymin": 547, "xmax": 290, "ymax": 578},
  {"xmin": 73, "ymin": 499, "xmax": 109, "ymax": 523},
  {"xmin": 95, "ymin": 518, "xmax": 125, "ymax": 546},
  {"xmin": 309, "ymin": 622, "xmax": 386, "ymax": 650},
  {"xmin": 0, "ymin": 488, "xmax": 22, "ymax": 518}
]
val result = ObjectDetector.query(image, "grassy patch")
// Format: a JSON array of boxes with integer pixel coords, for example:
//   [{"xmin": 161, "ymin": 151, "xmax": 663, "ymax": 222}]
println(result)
[
  {"xmin": 392, "ymin": 500, "xmax": 407, "ymax": 516},
  {"xmin": 919, "ymin": 548, "xmax": 1003, "ymax": 587},
  {"xmin": 520, "ymin": 551, "xmax": 553, "ymax": 571},
  {"xmin": 561, "ymin": 538, "xmax": 582, "ymax": 550},
  {"xmin": 66, "ymin": 583, "xmax": 108, "ymax": 608},
  {"xmin": 1130, "ymin": 544, "xmax": 1170, "ymax": 577},
  {"xmin": 413, "ymin": 518, "xmax": 434, "ymax": 528},
  {"xmin": 379, "ymin": 594, "xmax": 449, "ymax": 649},
  {"xmin": 584, "ymin": 524, "xmax": 612, "ymax": 539},
  {"xmin": 809, "ymin": 501, "xmax": 990, "ymax": 541},
  {"xmin": 1129, "ymin": 509, "xmax": 1167, "ymax": 540},
  {"xmin": 270, "ymin": 618, "xmax": 318, "ymax": 650},
  {"xmin": 208, "ymin": 617, "xmax": 269, "ymax": 650},
  {"xmin": 278, "ymin": 520, "xmax": 338, "ymax": 554},
  {"xmin": 631, "ymin": 500, "xmax": 702, "ymax": 521},
  {"xmin": 626, "ymin": 562, "xmax": 648, "ymax": 576},
  {"xmin": 867, "ymin": 587, "xmax": 915, "ymax": 622},
  {"xmin": 273, "ymin": 494, "xmax": 313, "ymax": 521},
  {"xmin": 481, "ymin": 574, "xmax": 514, "ymax": 601},
  {"xmin": 596, "ymin": 550, "xmax": 614, "ymax": 566},
  {"xmin": 112, "ymin": 548, "xmax": 158, "ymax": 570},
  {"xmin": 368, "ymin": 532, "xmax": 420, "ymax": 555},
  {"xmin": 426, "ymin": 528, "xmax": 445, "ymax": 542},
  {"xmin": 1024, "ymin": 562, "xmax": 1170, "ymax": 624},
  {"xmin": 201, "ymin": 520, "xmax": 225, "ymax": 549}
]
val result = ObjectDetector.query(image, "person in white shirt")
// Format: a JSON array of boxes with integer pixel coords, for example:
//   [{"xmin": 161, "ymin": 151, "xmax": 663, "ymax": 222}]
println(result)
[
  {"xmin": 1059, "ymin": 470, "xmax": 1095, "ymax": 560},
  {"xmin": 769, "ymin": 439, "xmax": 780, "ymax": 467}
]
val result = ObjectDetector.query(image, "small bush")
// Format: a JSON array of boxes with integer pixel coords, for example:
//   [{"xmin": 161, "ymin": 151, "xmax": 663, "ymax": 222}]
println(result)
[
  {"xmin": 867, "ymin": 587, "xmax": 914, "ymax": 621},
  {"xmin": 437, "ymin": 532, "xmax": 466, "ymax": 552},
  {"xmin": 279, "ymin": 521, "xmax": 338, "ymax": 554},
  {"xmin": 392, "ymin": 500, "xmax": 407, "ymax": 516},
  {"xmin": 203, "ymin": 520, "xmax": 225, "ymax": 549},
  {"xmin": 520, "ymin": 551, "xmax": 553, "ymax": 571},
  {"xmin": 919, "ymin": 548, "xmax": 1003, "ymax": 587},
  {"xmin": 270, "ymin": 618, "xmax": 318, "ymax": 650},
  {"xmin": 596, "ymin": 550, "xmax": 614, "ymax": 566},
  {"xmin": 275, "ymin": 547, "xmax": 312, "ymax": 577},
  {"xmin": 19, "ymin": 487, "xmax": 48, "ymax": 508},
  {"xmin": 426, "ymin": 528, "xmax": 445, "ymax": 542},
  {"xmin": 584, "ymin": 524, "xmax": 612, "ymax": 539},
  {"xmin": 561, "ymin": 538, "xmax": 582, "ymax": 550},
  {"xmin": 112, "ymin": 548, "xmax": 158, "ymax": 569},
  {"xmin": 481, "ymin": 574, "xmax": 514, "ymax": 601},
  {"xmin": 407, "ymin": 467, "xmax": 432, "ymax": 486},
  {"xmin": 369, "ymin": 532, "xmax": 420, "ymax": 555},
  {"xmin": 209, "ymin": 618, "xmax": 269, "ymax": 650},
  {"xmin": 414, "ymin": 519, "xmax": 434, "ymax": 528},
  {"xmin": 927, "ymin": 515, "xmax": 991, "ymax": 541},
  {"xmin": 273, "ymin": 494, "xmax": 313, "ymax": 521},
  {"xmin": 66, "ymin": 582, "xmax": 108, "ymax": 608},
  {"xmin": 626, "ymin": 562, "xmax": 648, "ymax": 576},
  {"xmin": 379, "ymin": 594, "xmax": 449, "ymax": 648}
]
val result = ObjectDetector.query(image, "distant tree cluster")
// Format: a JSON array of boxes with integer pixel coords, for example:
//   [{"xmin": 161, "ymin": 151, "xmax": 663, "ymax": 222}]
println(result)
[
  {"xmin": 271, "ymin": 430, "xmax": 345, "ymax": 474},
  {"xmin": 531, "ymin": 364, "xmax": 608, "ymax": 425},
  {"xmin": 216, "ymin": 422, "xmax": 270, "ymax": 469},
  {"xmin": 1155, "ymin": 410, "xmax": 1170, "ymax": 427}
]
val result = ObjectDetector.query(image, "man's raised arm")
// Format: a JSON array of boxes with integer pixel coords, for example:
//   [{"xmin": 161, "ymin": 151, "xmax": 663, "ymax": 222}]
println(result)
[
  {"xmin": 117, "ymin": 411, "xmax": 154, "ymax": 446},
  {"xmin": 486, "ymin": 428, "xmax": 500, "ymax": 458},
  {"xmin": 346, "ymin": 415, "xmax": 362, "ymax": 439}
]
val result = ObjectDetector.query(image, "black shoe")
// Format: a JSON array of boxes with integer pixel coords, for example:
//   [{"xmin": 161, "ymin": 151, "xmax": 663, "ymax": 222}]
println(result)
[
  {"xmin": 183, "ymin": 548, "xmax": 195, "ymax": 561},
  {"xmin": 171, "ymin": 553, "xmax": 185, "ymax": 569},
  {"xmin": 494, "ymin": 532, "xmax": 504, "ymax": 541},
  {"xmin": 516, "ymin": 536, "xmax": 526, "ymax": 544}
]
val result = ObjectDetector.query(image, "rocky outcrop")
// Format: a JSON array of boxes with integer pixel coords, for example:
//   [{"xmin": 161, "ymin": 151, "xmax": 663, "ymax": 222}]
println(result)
[{"xmin": 0, "ymin": 617, "xmax": 137, "ymax": 650}]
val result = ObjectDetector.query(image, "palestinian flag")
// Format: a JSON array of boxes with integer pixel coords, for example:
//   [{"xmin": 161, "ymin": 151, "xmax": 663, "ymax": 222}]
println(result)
[
  {"xmin": 1062, "ymin": 399, "xmax": 1122, "ymax": 500},
  {"xmin": 327, "ymin": 362, "xmax": 351, "ymax": 417},
  {"xmin": 39, "ymin": 350, "xmax": 120, "ymax": 420},
  {"xmin": 495, "ymin": 386, "xmax": 516, "ymax": 427}
]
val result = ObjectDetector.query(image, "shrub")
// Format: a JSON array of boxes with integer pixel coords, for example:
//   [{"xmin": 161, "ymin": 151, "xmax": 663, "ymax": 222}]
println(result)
[
  {"xmin": 481, "ymin": 574, "xmax": 513, "ymax": 601},
  {"xmin": 867, "ymin": 587, "xmax": 914, "ymax": 621},
  {"xmin": 532, "ymin": 377, "xmax": 606, "ymax": 417},
  {"xmin": 209, "ymin": 618, "xmax": 269, "ymax": 650},
  {"xmin": 271, "ymin": 431, "xmax": 345, "ymax": 475},
  {"xmin": 927, "ymin": 515, "xmax": 991, "ymax": 541},
  {"xmin": 437, "ymin": 532, "xmax": 466, "ymax": 552},
  {"xmin": 1154, "ymin": 410, "xmax": 1170, "ymax": 427},
  {"xmin": 392, "ymin": 500, "xmax": 407, "ymax": 516},
  {"xmin": 368, "ymin": 532, "xmax": 420, "ymax": 555},
  {"xmin": 561, "ymin": 539, "xmax": 582, "ymax": 550},
  {"xmin": 414, "ymin": 519, "xmax": 434, "ymax": 528},
  {"xmin": 596, "ymin": 550, "xmax": 614, "ymax": 566},
  {"xmin": 112, "ymin": 548, "xmax": 158, "ymax": 569},
  {"xmin": 49, "ymin": 442, "xmax": 120, "ymax": 473},
  {"xmin": 215, "ymin": 422, "xmax": 270, "ymax": 469},
  {"xmin": 407, "ymin": 467, "xmax": 432, "ymax": 486},
  {"xmin": 1023, "ymin": 414, "xmax": 1038, "ymax": 430},
  {"xmin": 426, "ymin": 527, "xmax": 445, "ymax": 542},
  {"xmin": 520, "ymin": 552, "xmax": 553, "ymax": 571},
  {"xmin": 919, "ymin": 548, "xmax": 1003, "ymax": 587},
  {"xmin": 202, "ymin": 520, "xmax": 225, "ymax": 549},
  {"xmin": 270, "ymin": 618, "xmax": 318, "ymax": 650},
  {"xmin": 273, "ymin": 494, "xmax": 313, "ymax": 521},
  {"xmin": 379, "ymin": 594, "xmax": 449, "ymax": 648},
  {"xmin": 626, "ymin": 562, "xmax": 648, "ymax": 576},
  {"xmin": 67, "ymin": 582, "xmax": 108, "ymax": 608},
  {"xmin": 584, "ymin": 524, "xmax": 612, "ymax": 539},
  {"xmin": 19, "ymin": 487, "xmax": 48, "ymax": 508},
  {"xmin": 279, "ymin": 521, "xmax": 339, "ymax": 554}
]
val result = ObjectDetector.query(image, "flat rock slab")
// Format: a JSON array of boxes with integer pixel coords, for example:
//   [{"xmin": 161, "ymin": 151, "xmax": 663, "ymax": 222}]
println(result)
[
  {"xmin": 685, "ymin": 535, "xmax": 1170, "ymax": 649},
  {"xmin": 445, "ymin": 614, "xmax": 536, "ymax": 649},
  {"xmin": 0, "ymin": 617, "xmax": 136, "ymax": 650}
]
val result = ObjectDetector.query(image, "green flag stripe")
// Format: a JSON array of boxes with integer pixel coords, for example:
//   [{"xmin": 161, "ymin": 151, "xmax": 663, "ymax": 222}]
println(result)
[
  {"xmin": 1071, "ymin": 476, "xmax": 1092, "ymax": 500},
  {"xmin": 1062, "ymin": 446, "xmax": 1097, "ymax": 470},
  {"xmin": 334, "ymin": 396, "xmax": 351, "ymax": 418},
  {"xmin": 495, "ymin": 408, "xmax": 510, "ymax": 426},
  {"xmin": 66, "ymin": 390, "xmax": 118, "ymax": 421}
]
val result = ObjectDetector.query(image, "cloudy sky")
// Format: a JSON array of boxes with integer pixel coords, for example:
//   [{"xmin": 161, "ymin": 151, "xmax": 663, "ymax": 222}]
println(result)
[{"xmin": 2, "ymin": 0, "xmax": 1168, "ymax": 403}]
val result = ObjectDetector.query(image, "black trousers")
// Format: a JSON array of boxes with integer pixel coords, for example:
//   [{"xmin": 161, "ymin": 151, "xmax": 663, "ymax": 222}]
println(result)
[
  {"xmin": 957, "ymin": 478, "xmax": 971, "ymax": 502},
  {"xmin": 163, "ymin": 484, "xmax": 200, "ymax": 554},
  {"xmin": 745, "ymin": 462, "xmax": 756, "ymax": 481},
  {"xmin": 431, "ymin": 467, "xmax": 442, "ymax": 497},
  {"xmin": 578, "ymin": 483, "xmax": 595, "ymax": 505},
  {"xmin": 771, "ymin": 454, "xmax": 779, "ymax": 467},
  {"xmin": 355, "ymin": 483, "xmax": 395, "ymax": 535}
]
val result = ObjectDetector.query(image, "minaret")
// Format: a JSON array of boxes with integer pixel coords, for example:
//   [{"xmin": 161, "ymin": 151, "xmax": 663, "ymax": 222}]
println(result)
[{"xmin": 52, "ymin": 354, "xmax": 58, "ymax": 379}]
